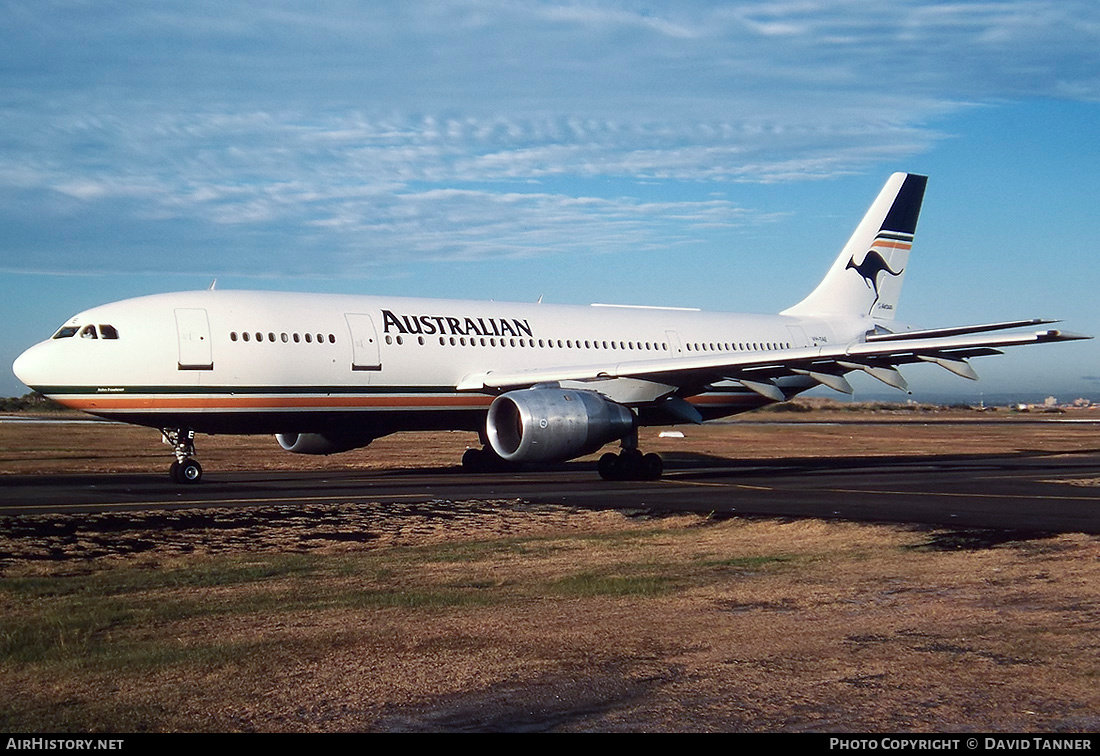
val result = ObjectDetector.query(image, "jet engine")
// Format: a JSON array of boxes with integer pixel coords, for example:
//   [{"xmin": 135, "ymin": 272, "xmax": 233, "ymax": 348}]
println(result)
[
  {"xmin": 275, "ymin": 432, "xmax": 373, "ymax": 455},
  {"xmin": 485, "ymin": 387, "xmax": 635, "ymax": 463}
]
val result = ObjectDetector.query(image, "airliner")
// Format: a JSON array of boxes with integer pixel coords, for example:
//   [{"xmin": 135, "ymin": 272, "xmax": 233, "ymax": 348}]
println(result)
[{"xmin": 11, "ymin": 173, "xmax": 1088, "ymax": 483}]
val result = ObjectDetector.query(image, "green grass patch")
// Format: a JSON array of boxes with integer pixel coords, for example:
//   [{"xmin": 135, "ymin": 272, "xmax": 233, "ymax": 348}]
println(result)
[
  {"xmin": 3, "ymin": 552, "xmax": 322, "ymax": 599},
  {"xmin": 701, "ymin": 555, "xmax": 793, "ymax": 570},
  {"xmin": 549, "ymin": 570, "xmax": 678, "ymax": 598},
  {"xmin": 0, "ymin": 524, "xmax": 798, "ymax": 681},
  {"xmin": 0, "ymin": 542, "xmax": 528, "ymax": 672}
]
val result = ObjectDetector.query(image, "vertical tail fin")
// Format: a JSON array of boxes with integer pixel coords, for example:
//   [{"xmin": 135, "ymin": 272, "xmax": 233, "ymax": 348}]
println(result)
[{"xmin": 781, "ymin": 172, "xmax": 927, "ymax": 321}]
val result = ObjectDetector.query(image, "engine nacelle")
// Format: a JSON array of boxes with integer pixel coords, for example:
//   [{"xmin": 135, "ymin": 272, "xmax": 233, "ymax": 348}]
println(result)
[
  {"xmin": 275, "ymin": 432, "xmax": 373, "ymax": 455},
  {"xmin": 486, "ymin": 387, "xmax": 635, "ymax": 463}
]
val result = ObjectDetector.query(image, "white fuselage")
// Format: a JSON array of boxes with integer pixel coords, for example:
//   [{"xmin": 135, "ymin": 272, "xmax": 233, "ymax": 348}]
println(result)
[{"xmin": 13, "ymin": 289, "xmax": 864, "ymax": 436}]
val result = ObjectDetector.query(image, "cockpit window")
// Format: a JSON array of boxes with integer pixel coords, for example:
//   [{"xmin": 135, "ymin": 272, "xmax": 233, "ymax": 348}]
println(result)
[{"xmin": 52, "ymin": 324, "xmax": 120, "ymax": 340}]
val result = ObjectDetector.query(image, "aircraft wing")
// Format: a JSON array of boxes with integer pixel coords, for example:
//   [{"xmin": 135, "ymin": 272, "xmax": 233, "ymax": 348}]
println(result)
[{"xmin": 456, "ymin": 322, "xmax": 1090, "ymax": 400}]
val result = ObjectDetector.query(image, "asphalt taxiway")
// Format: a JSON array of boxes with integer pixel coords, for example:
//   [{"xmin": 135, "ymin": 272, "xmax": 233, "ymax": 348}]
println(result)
[{"xmin": 3, "ymin": 448, "xmax": 1099, "ymax": 533}]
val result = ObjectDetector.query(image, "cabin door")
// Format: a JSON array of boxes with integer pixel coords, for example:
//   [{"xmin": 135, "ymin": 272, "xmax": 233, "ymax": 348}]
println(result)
[
  {"xmin": 174, "ymin": 308, "xmax": 213, "ymax": 370},
  {"xmin": 345, "ymin": 313, "xmax": 382, "ymax": 373}
]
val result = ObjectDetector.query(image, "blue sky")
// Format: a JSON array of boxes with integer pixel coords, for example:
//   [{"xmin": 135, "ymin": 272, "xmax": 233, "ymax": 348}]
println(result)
[{"xmin": 2, "ymin": 1, "xmax": 1098, "ymax": 401}]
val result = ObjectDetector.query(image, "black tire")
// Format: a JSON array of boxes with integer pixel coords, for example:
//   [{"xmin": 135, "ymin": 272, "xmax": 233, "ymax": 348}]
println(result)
[
  {"xmin": 176, "ymin": 458, "xmax": 203, "ymax": 484},
  {"xmin": 642, "ymin": 453, "xmax": 663, "ymax": 480},
  {"xmin": 619, "ymin": 449, "xmax": 644, "ymax": 480},
  {"xmin": 169, "ymin": 460, "xmax": 181, "ymax": 481},
  {"xmin": 598, "ymin": 452, "xmax": 620, "ymax": 480},
  {"xmin": 462, "ymin": 447, "xmax": 485, "ymax": 471}
]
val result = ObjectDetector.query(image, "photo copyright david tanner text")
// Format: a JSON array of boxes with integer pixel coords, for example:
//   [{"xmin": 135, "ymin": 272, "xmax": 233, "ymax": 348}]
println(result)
[{"xmin": 830, "ymin": 738, "xmax": 1093, "ymax": 751}]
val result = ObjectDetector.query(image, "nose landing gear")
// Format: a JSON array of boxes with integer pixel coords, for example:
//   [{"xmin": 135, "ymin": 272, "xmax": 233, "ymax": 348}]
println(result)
[{"xmin": 163, "ymin": 428, "xmax": 203, "ymax": 484}]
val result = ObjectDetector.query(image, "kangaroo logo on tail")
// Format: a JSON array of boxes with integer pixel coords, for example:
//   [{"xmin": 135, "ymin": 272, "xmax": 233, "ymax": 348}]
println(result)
[
  {"xmin": 780, "ymin": 173, "xmax": 926, "ymax": 321},
  {"xmin": 846, "ymin": 249, "xmax": 904, "ymax": 309}
]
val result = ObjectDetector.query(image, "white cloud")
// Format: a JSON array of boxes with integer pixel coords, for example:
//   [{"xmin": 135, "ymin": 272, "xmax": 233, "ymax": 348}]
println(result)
[{"xmin": 0, "ymin": 1, "xmax": 1097, "ymax": 276}]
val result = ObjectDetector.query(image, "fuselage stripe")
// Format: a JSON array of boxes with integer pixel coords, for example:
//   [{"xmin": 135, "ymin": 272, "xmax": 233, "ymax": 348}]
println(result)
[{"xmin": 55, "ymin": 395, "xmax": 495, "ymax": 411}]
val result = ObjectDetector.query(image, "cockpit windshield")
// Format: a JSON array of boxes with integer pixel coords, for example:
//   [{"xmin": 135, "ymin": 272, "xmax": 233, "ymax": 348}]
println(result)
[{"xmin": 52, "ymin": 324, "xmax": 119, "ymax": 340}]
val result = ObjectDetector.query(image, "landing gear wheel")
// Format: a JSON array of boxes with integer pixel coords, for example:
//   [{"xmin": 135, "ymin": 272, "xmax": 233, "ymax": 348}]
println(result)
[
  {"xmin": 598, "ymin": 452, "xmax": 619, "ymax": 479},
  {"xmin": 620, "ymin": 449, "xmax": 644, "ymax": 479},
  {"xmin": 598, "ymin": 451, "xmax": 663, "ymax": 481},
  {"xmin": 173, "ymin": 458, "xmax": 203, "ymax": 484},
  {"xmin": 642, "ymin": 453, "xmax": 663, "ymax": 480},
  {"xmin": 163, "ymin": 427, "xmax": 203, "ymax": 484},
  {"xmin": 462, "ymin": 446, "xmax": 511, "ymax": 472},
  {"xmin": 462, "ymin": 447, "xmax": 487, "ymax": 471}
]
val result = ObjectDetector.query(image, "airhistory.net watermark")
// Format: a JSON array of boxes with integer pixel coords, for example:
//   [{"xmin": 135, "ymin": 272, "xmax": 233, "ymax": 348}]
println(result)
[{"xmin": 6, "ymin": 740, "xmax": 123, "ymax": 751}]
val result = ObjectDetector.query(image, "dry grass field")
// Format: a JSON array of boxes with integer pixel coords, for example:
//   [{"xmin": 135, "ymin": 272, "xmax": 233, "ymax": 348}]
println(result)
[{"xmin": 2, "ymin": 408, "xmax": 1100, "ymax": 732}]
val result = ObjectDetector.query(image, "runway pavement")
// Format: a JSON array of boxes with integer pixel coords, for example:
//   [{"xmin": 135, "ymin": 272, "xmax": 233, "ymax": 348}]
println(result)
[{"xmin": 3, "ymin": 447, "xmax": 1099, "ymax": 533}]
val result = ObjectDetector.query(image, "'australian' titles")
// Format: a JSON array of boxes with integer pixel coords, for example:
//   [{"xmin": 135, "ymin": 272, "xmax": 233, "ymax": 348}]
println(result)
[{"xmin": 382, "ymin": 309, "xmax": 534, "ymax": 339}]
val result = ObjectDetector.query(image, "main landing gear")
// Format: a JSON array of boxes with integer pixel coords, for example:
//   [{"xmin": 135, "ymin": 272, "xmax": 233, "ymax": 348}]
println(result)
[
  {"xmin": 462, "ymin": 431, "xmax": 664, "ymax": 480},
  {"xmin": 461, "ymin": 444, "xmax": 513, "ymax": 472},
  {"xmin": 163, "ymin": 428, "xmax": 203, "ymax": 484},
  {"xmin": 598, "ymin": 431, "xmax": 663, "ymax": 481}
]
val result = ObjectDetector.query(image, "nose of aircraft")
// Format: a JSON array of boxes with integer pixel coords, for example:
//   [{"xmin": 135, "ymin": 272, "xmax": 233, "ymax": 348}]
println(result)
[{"xmin": 12, "ymin": 341, "xmax": 49, "ymax": 389}]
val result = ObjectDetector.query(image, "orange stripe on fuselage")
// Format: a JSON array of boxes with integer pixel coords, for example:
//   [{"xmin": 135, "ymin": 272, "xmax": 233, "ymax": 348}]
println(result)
[
  {"xmin": 59, "ymin": 395, "xmax": 496, "ymax": 411},
  {"xmin": 57, "ymin": 392, "xmax": 761, "ymax": 413}
]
